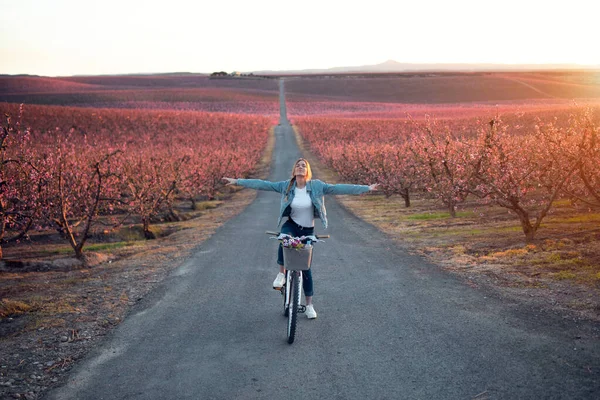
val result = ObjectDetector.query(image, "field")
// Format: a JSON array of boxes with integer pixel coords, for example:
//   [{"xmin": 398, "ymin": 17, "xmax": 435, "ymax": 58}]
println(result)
[
  {"xmin": 0, "ymin": 74, "xmax": 280, "ymax": 114},
  {"xmin": 282, "ymin": 70, "xmax": 600, "ymax": 323},
  {"xmin": 1, "ymin": 70, "xmax": 600, "ymax": 398}
]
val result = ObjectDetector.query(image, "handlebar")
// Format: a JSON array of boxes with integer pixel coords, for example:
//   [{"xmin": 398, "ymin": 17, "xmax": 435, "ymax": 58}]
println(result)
[{"xmin": 266, "ymin": 231, "xmax": 330, "ymax": 239}]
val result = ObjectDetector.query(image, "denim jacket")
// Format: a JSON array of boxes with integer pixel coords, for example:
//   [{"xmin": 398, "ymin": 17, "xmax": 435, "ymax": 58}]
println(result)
[{"xmin": 236, "ymin": 178, "xmax": 370, "ymax": 228}]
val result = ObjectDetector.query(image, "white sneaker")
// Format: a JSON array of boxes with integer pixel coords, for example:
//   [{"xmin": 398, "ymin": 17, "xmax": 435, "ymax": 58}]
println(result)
[
  {"xmin": 305, "ymin": 304, "xmax": 317, "ymax": 319},
  {"xmin": 272, "ymin": 272, "xmax": 285, "ymax": 289}
]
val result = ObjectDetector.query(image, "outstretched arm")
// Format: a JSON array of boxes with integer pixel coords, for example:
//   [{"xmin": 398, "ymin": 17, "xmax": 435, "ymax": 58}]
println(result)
[
  {"xmin": 222, "ymin": 177, "xmax": 287, "ymax": 193},
  {"xmin": 322, "ymin": 181, "xmax": 379, "ymax": 195}
]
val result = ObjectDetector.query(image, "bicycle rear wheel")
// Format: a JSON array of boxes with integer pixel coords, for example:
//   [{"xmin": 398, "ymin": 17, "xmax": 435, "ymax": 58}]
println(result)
[{"xmin": 287, "ymin": 271, "xmax": 301, "ymax": 344}]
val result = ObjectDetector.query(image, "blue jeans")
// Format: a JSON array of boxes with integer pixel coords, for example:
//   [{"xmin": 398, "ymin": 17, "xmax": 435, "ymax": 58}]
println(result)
[{"xmin": 277, "ymin": 219, "xmax": 315, "ymax": 297}]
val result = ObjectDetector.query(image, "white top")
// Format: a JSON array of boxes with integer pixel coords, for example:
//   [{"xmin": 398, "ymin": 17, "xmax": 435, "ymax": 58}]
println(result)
[{"xmin": 290, "ymin": 186, "xmax": 314, "ymax": 228}]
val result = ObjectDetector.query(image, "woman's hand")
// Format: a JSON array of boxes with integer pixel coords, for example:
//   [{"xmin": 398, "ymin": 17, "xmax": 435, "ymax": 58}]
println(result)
[
  {"xmin": 222, "ymin": 177, "xmax": 238, "ymax": 186},
  {"xmin": 368, "ymin": 183, "xmax": 380, "ymax": 191}
]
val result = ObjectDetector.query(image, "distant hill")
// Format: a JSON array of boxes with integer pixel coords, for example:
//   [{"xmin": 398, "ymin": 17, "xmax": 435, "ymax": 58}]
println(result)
[
  {"xmin": 251, "ymin": 59, "xmax": 600, "ymax": 75},
  {"xmin": 0, "ymin": 76, "xmax": 103, "ymax": 94},
  {"xmin": 0, "ymin": 74, "xmax": 214, "ymax": 94}
]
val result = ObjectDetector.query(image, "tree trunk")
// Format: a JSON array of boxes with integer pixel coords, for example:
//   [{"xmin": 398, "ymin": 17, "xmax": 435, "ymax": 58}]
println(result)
[
  {"xmin": 448, "ymin": 201, "xmax": 457, "ymax": 217},
  {"xmin": 61, "ymin": 217, "xmax": 83, "ymax": 259},
  {"xmin": 0, "ymin": 203, "xmax": 5, "ymax": 260},
  {"xmin": 0, "ymin": 223, "xmax": 4, "ymax": 261},
  {"xmin": 167, "ymin": 206, "xmax": 180, "ymax": 222},
  {"xmin": 401, "ymin": 189, "xmax": 411, "ymax": 207},
  {"xmin": 515, "ymin": 208, "xmax": 536, "ymax": 242},
  {"xmin": 142, "ymin": 218, "xmax": 155, "ymax": 239},
  {"xmin": 74, "ymin": 244, "xmax": 84, "ymax": 260}
]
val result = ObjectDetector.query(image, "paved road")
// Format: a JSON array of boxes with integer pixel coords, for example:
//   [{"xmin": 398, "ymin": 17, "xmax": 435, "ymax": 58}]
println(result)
[{"xmin": 46, "ymin": 80, "xmax": 599, "ymax": 400}]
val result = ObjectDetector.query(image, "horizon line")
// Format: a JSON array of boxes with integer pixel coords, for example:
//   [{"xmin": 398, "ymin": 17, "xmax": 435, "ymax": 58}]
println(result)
[{"xmin": 2, "ymin": 61, "xmax": 600, "ymax": 79}]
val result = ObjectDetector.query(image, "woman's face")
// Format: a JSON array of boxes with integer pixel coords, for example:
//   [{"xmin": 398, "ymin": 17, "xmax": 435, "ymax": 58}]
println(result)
[{"xmin": 294, "ymin": 160, "xmax": 308, "ymax": 178}]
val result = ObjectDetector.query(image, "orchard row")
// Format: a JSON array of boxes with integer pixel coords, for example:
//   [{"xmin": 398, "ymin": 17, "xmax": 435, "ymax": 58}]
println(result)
[
  {"xmin": 0, "ymin": 103, "xmax": 273, "ymax": 259},
  {"xmin": 293, "ymin": 106, "xmax": 600, "ymax": 241}
]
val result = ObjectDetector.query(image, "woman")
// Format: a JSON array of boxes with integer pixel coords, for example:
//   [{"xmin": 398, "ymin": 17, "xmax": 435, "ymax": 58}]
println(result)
[{"xmin": 223, "ymin": 158, "xmax": 378, "ymax": 319}]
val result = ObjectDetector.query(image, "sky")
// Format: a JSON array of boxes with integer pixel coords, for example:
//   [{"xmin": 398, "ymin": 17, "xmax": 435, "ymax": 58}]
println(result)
[{"xmin": 1, "ymin": 0, "xmax": 599, "ymax": 77}]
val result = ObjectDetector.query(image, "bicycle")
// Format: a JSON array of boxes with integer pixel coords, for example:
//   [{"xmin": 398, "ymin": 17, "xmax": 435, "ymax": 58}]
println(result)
[{"xmin": 266, "ymin": 231, "xmax": 329, "ymax": 344}]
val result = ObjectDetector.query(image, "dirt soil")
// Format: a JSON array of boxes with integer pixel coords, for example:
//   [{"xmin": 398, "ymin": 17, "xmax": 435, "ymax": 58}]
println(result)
[{"xmin": 1, "ymin": 127, "xmax": 600, "ymax": 399}]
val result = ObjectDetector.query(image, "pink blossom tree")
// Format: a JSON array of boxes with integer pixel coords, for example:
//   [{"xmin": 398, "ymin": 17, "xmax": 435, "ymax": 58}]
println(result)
[
  {"xmin": 120, "ymin": 147, "xmax": 188, "ymax": 239},
  {"xmin": 572, "ymin": 110, "xmax": 600, "ymax": 207},
  {"xmin": 365, "ymin": 143, "xmax": 419, "ymax": 206},
  {"xmin": 470, "ymin": 118, "xmax": 577, "ymax": 241},
  {"xmin": 326, "ymin": 143, "xmax": 418, "ymax": 206},
  {"xmin": 408, "ymin": 118, "xmax": 473, "ymax": 217},
  {"xmin": 541, "ymin": 108, "xmax": 600, "ymax": 208},
  {"xmin": 0, "ymin": 106, "xmax": 44, "ymax": 259},
  {"xmin": 38, "ymin": 128, "xmax": 123, "ymax": 259}
]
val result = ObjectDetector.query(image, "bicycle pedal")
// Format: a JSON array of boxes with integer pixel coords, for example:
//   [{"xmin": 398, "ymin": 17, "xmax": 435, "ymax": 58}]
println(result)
[{"xmin": 298, "ymin": 305, "xmax": 306, "ymax": 313}]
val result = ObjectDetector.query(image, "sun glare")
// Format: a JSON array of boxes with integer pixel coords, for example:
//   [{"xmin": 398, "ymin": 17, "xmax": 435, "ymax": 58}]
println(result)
[{"xmin": 0, "ymin": 0, "xmax": 599, "ymax": 75}]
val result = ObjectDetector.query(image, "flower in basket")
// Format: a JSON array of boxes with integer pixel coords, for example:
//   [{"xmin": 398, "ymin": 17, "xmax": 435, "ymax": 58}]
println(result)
[{"xmin": 282, "ymin": 236, "xmax": 305, "ymax": 249}]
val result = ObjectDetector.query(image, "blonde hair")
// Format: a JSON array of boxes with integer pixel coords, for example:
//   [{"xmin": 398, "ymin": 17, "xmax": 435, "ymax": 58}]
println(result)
[{"xmin": 285, "ymin": 158, "xmax": 312, "ymax": 199}]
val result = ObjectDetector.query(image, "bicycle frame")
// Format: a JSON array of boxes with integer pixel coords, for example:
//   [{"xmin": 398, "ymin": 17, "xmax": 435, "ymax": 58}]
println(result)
[{"xmin": 266, "ymin": 231, "xmax": 328, "ymax": 344}]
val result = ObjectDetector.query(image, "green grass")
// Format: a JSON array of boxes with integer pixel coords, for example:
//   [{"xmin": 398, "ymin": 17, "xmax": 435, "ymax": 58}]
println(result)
[
  {"xmin": 495, "ymin": 225, "xmax": 525, "ymax": 233},
  {"xmin": 436, "ymin": 228, "xmax": 486, "ymax": 236},
  {"xmin": 407, "ymin": 211, "xmax": 473, "ymax": 220},
  {"xmin": 85, "ymin": 242, "xmax": 137, "ymax": 251},
  {"xmin": 118, "ymin": 224, "xmax": 168, "ymax": 240},
  {"xmin": 558, "ymin": 214, "xmax": 600, "ymax": 224},
  {"xmin": 554, "ymin": 270, "xmax": 577, "ymax": 280},
  {"xmin": 0, "ymin": 299, "xmax": 33, "ymax": 318},
  {"xmin": 58, "ymin": 277, "xmax": 84, "ymax": 285},
  {"xmin": 532, "ymin": 252, "xmax": 585, "ymax": 267},
  {"xmin": 38, "ymin": 247, "xmax": 75, "ymax": 255},
  {"xmin": 552, "ymin": 199, "xmax": 575, "ymax": 207},
  {"xmin": 194, "ymin": 200, "xmax": 223, "ymax": 211},
  {"xmin": 546, "ymin": 253, "xmax": 562, "ymax": 263}
]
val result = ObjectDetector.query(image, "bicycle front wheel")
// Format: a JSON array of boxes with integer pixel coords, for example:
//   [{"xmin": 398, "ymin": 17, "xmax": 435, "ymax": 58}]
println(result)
[
  {"xmin": 283, "ymin": 278, "xmax": 288, "ymax": 317},
  {"xmin": 287, "ymin": 271, "xmax": 301, "ymax": 344}
]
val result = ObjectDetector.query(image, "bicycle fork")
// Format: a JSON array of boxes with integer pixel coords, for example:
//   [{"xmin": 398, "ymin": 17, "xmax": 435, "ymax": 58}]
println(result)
[{"xmin": 281, "ymin": 271, "xmax": 306, "ymax": 314}]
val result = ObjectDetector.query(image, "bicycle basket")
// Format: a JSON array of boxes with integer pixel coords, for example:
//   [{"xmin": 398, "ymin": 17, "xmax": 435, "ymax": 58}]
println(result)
[{"xmin": 282, "ymin": 245, "xmax": 313, "ymax": 271}]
